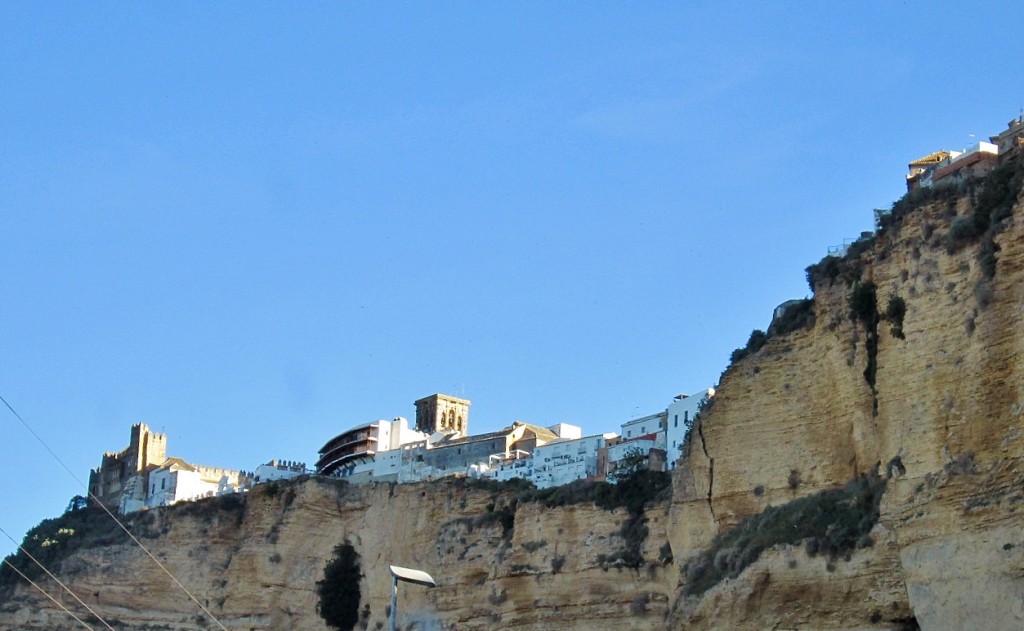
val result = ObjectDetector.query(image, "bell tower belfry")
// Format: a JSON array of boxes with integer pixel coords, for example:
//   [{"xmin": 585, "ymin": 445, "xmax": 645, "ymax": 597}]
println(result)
[{"xmin": 414, "ymin": 394, "xmax": 470, "ymax": 437}]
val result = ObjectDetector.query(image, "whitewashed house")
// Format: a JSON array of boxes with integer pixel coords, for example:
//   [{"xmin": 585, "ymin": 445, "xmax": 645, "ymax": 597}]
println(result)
[
  {"xmin": 619, "ymin": 411, "xmax": 667, "ymax": 447},
  {"xmin": 664, "ymin": 388, "xmax": 715, "ymax": 469},
  {"xmin": 144, "ymin": 458, "xmax": 249, "ymax": 509},
  {"xmin": 530, "ymin": 432, "xmax": 616, "ymax": 488},
  {"xmin": 253, "ymin": 459, "xmax": 307, "ymax": 483}
]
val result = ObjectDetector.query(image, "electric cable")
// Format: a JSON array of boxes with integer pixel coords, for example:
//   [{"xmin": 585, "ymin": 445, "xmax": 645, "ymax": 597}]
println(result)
[
  {"xmin": 0, "ymin": 524, "xmax": 117, "ymax": 631},
  {"xmin": 2, "ymin": 558, "xmax": 97, "ymax": 631},
  {"xmin": 1, "ymin": 393, "xmax": 231, "ymax": 631}
]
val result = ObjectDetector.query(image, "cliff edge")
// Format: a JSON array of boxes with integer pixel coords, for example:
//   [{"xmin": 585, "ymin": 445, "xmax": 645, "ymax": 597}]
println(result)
[{"xmin": 2, "ymin": 160, "xmax": 1023, "ymax": 630}]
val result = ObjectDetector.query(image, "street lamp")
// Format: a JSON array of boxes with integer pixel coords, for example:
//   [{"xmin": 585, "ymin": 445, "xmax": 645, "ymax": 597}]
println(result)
[{"xmin": 389, "ymin": 565, "xmax": 436, "ymax": 631}]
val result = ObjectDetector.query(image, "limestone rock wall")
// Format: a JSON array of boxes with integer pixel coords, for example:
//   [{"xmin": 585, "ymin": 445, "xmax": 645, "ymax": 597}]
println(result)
[
  {"xmin": 0, "ymin": 477, "xmax": 676, "ymax": 631},
  {"xmin": 3, "ymin": 184, "xmax": 1023, "ymax": 631},
  {"xmin": 668, "ymin": 187, "xmax": 1024, "ymax": 630}
]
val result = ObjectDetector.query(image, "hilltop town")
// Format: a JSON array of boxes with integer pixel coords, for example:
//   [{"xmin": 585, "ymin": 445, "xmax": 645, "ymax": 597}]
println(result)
[
  {"xmin": 5, "ymin": 109, "xmax": 1024, "ymax": 631},
  {"xmin": 88, "ymin": 112, "xmax": 1024, "ymax": 518},
  {"xmin": 88, "ymin": 389, "xmax": 712, "ymax": 514}
]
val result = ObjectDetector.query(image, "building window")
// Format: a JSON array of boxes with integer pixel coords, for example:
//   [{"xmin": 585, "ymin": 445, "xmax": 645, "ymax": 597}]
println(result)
[
  {"xmin": 685, "ymin": 411, "xmax": 689, "ymax": 423},
  {"xmin": 674, "ymin": 414, "xmax": 678, "ymax": 427},
  {"xmin": 627, "ymin": 430, "xmax": 631, "ymax": 437}
]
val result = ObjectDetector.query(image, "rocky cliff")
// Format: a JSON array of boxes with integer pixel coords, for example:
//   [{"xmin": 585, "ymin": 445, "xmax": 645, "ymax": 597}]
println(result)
[
  {"xmin": 2, "ymin": 162, "xmax": 1022, "ymax": 631},
  {"xmin": 669, "ymin": 162, "xmax": 1024, "ymax": 630},
  {"xmin": 0, "ymin": 476, "xmax": 675, "ymax": 631}
]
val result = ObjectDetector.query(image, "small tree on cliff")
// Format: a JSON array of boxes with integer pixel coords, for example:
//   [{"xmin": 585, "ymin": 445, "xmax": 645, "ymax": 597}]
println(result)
[
  {"xmin": 66, "ymin": 495, "xmax": 89, "ymax": 513},
  {"xmin": 316, "ymin": 542, "xmax": 362, "ymax": 631},
  {"xmin": 608, "ymin": 447, "xmax": 647, "ymax": 483}
]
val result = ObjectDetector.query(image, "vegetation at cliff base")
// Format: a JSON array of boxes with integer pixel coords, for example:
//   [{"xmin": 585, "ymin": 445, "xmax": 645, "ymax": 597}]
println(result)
[
  {"xmin": 316, "ymin": 541, "xmax": 362, "ymax": 631},
  {"xmin": 683, "ymin": 471, "xmax": 887, "ymax": 596}
]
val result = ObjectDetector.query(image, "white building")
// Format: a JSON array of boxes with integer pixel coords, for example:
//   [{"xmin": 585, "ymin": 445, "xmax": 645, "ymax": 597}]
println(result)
[
  {"xmin": 607, "ymin": 437, "xmax": 657, "ymax": 467},
  {"xmin": 664, "ymin": 389, "xmax": 715, "ymax": 469},
  {"xmin": 530, "ymin": 432, "xmax": 616, "ymax": 488},
  {"xmin": 619, "ymin": 411, "xmax": 667, "ymax": 447},
  {"xmin": 317, "ymin": 417, "xmax": 429, "ymax": 481},
  {"xmin": 143, "ymin": 458, "xmax": 249, "ymax": 509},
  {"xmin": 485, "ymin": 450, "xmax": 534, "ymax": 482},
  {"xmin": 547, "ymin": 423, "xmax": 582, "ymax": 440},
  {"xmin": 253, "ymin": 459, "xmax": 307, "ymax": 484}
]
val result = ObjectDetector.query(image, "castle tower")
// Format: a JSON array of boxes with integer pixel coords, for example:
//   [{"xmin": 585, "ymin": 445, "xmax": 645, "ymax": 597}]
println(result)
[
  {"xmin": 130, "ymin": 423, "xmax": 167, "ymax": 471},
  {"xmin": 89, "ymin": 423, "xmax": 167, "ymax": 511},
  {"xmin": 414, "ymin": 394, "xmax": 470, "ymax": 436}
]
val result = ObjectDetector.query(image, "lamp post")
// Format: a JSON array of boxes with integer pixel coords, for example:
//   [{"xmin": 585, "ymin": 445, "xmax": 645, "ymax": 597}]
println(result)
[{"xmin": 388, "ymin": 565, "xmax": 436, "ymax": 631}]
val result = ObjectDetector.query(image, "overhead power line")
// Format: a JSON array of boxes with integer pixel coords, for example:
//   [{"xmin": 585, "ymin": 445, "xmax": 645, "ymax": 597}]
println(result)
[
  {"xmin": 2, "ymin": 558, "xmax": 97, "ymax": 631},
  {"xmin": 0, "ymin": 523, "xmax": 116, "ymax": 630},
  {"xmin": 0, "ymin": 393, "xmax": 231, "ymax": 631}
]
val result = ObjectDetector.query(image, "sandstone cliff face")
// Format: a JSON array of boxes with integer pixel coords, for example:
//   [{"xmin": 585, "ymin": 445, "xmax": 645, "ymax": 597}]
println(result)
[
  {"xmin": 2, "ymin": 180, "xmax": 1023, "ymax": 631},
  {"xmin": 669, "ymin": 183, "xmax": 1024, "ymax": 630},
  {"xmin": 0, "ymin": 477, "xmax": 675, "ymax": 631}
]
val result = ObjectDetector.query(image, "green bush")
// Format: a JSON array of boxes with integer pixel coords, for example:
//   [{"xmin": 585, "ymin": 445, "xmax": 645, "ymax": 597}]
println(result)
[
  {"xmin": 0, "ymin": 501, "xmax": 130, "ymax": 596},
  {"xmin": 518, "ymin": 469, "xmax": 670, "ymax": 517},
  {"xmin": 978, "ymin": 237, "xmax": 1000, "ymax": 281},
  {"xmin": 849, "ymin": 281, "xmax": 879, "ymax": 388},
  {"xmin": 453, "ymin": 469, "xmax": 670, "ymax": 569},
  {"xmin": 941, "ymin": 155, "xmax": 1023, "ymax": 280},
  {"xmin": 888, "ymin": 183, "xmax": 964, "ymax": 233},
  {"xmin": 730, "ymin": 329, "xmax": 767, "ymax": 364},
  {"xmin": 607, "ymin": 446, "xmax": 647, "ymax": 483},
  {"xmin": 728, "ymin": 300, "xmax": 816, "ymax": 368},
  {"xmin": 804, "ymin": 236, "xmax": 874, "ymax": 293},
  {"xmin": 682, "ymin": 395, "xmax": 712, "ymax": 453},
  {"xmin": 849, "ymin": 281, "xmax": 877, "ymax": 325},
  {"xmin": 885, "ymin": 294, "xmax": 907, "ymax": 339},
  {"xmin": 806, "ymin": 255, "xmax": 843, "ymax": 292},
  {"xmin": 945, "ymin": 216, "xmax": 981, "ymax": 252},
  {"xmin": 770, "ymin": 299, "xmax": 816, "ymax": 336},
  {"xmin": 684, "ymin": 471, "xmax": 886, "ymax": 596},
  {"xmin": 316, "ymin": 542, "xmax": 362, "ymax": 631},
  {"xmin": 972, "ymin": 154, "xmax": 1023, "ymax": 236}
]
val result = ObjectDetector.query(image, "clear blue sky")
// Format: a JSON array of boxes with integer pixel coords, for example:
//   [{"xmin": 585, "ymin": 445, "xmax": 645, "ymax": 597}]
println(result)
[{"xmin": 3, "ymin": 2, "xmax": 1022, "ymax": 559}]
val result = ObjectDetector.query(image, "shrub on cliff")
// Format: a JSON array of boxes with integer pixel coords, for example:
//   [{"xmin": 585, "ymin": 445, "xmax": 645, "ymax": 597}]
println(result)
[
  {"xmin": 769, "ymin": 298, "xmax": 816, "ymax": 337},
  {"xmin": 848, "ymin": 281, "xmax": 880, "ymax": 388},
  {"xmin": 885, "ymin": 294, "xmax": 907, "ymax": 339},
  {"xmin": 0, "ymin": 499, "xmax": 129, "ymax": 596},
  {"xmin": 729, "ymin": 329, "xmax": 767, "ymax": 364},
  {"xmin": 457, "ymin": 458, "xmax": 672, "ymax": 569},
  {"xmin": 316, "ymin": 541, "xmax": 362, "ymax": 631},
  {"xmin": 942, "ymin": 154, "xmax": 1023, "ymax": 280},
  {"xmin": 683, "ymin": 470, "xmax": 886, "ymax": 596},
  {"xmin": 518, "ymin": 468, "xmax": 670, "ymax": 516}
]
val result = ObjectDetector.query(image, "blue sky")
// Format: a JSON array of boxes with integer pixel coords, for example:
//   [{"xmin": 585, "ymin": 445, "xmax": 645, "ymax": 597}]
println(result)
[{"xmin": 2, "ymin": 3, "xmax": 1023, "ymax": 559}]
